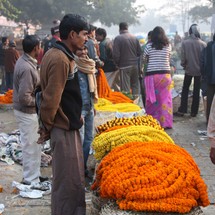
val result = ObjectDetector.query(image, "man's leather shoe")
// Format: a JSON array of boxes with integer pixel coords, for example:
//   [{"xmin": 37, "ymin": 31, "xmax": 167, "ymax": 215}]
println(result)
[{"xmin": 39, "ymin": 176, "xmax": 49, "ymax": 182}]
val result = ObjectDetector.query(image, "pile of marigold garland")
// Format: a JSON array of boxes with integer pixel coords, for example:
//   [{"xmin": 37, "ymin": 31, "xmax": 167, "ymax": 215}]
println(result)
[
  {"xmin": 97, "ymin": 68, "xmax": 133, "ymax": 104},
  {"xmin": 0, "ymin": 89, "xmax": 13, "ymax": 103},
  {"xmin": 92, "ymin": 125, "xmax": 174, "ymax": 160},
  {"xmin": 91, "ymin": 113, "xmax": 210, "ymax": 213},
  {"xmin": 91, "ymin": 141, "xmax": 210, "ymax": 213},
  {"xmin": 94, "ymin": 99, "xmax": 141, "ymax": 112}
]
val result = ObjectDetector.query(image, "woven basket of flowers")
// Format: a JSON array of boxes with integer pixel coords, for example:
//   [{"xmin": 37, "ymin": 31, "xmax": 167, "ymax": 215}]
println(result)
[{"xmin": 89, "ymin": 196, "xmax": 204, "ymax": 215}]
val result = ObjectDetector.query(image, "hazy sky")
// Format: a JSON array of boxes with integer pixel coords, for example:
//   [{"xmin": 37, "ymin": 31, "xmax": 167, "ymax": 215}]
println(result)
[
  {"xmin": 133, "ymin": 0, "xmax": 211, "ymax": 35},
  {"xmin": 137, "ymin": 0, "xmax": 209, "ymax": 9},
  {"xmin": 97, "ymin": 0, "xmax": 212, "ymax": 38},
  {"xmin": 136, "ymin": 0, "xmax": 164, "ymax": 9},
  {"xmin": 97, "ymin": 1, "xmax": 170, "ymax": 37}
]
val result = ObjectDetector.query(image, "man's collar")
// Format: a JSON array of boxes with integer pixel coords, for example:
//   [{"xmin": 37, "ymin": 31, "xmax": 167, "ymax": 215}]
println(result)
[
  {"xmin": 120, "ymin": 30, "xmax": 128, "ymax": 34},
  {"xmin": 53, "ymin": 41, "xmax": 75, "ymax": 60}
]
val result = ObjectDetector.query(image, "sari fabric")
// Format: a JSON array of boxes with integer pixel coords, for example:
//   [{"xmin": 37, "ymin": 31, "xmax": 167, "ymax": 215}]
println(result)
[{"xmin": 145, "ymin": 73, "xmax": 173, "ymax": 128}]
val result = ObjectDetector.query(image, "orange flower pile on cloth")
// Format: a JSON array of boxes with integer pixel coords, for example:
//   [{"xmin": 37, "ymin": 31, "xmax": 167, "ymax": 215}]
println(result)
[
  {"xmin": 97, "ymin": 68, "xmax": 133, "ymax": 103},
  {"xmin": 91, "ymin": 141, "xmax": 210, "ymax": 214},
  {"xmin": 0, "ymin": 90, "xmax": 13, "ymax": 103}
]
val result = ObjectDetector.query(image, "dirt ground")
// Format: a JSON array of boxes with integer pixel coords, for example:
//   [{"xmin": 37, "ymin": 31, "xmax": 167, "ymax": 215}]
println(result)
[
  {"xmin": 1, "ymin": 75, "xmax": 215, "ymax": 214},
  {"xmin": 0, "ymin": 108, "xmax": 93, "ymax": 215}
]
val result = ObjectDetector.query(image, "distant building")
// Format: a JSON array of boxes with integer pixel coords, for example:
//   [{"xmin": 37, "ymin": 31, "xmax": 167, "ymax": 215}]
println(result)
[{"xmin": 0, "ymin": 16, "xmax": 40, "ymax": 39}]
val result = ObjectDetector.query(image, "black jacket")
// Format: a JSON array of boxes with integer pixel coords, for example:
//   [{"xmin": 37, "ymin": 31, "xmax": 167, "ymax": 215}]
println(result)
[{"xmin": 201, "ymin": 41, "xmax": 215, "ymax": 85}]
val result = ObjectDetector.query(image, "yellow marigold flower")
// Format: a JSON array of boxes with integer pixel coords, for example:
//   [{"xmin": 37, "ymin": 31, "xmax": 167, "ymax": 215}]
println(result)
[{"xmin": 92, "ymin": 125, "xmax": 174, "ymax": 160}]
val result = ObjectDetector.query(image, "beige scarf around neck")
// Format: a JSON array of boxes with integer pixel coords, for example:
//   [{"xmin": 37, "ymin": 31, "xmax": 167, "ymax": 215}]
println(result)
[{"xmin": 75, "ymin": 55, "xmax": 98, "ymax": 102}]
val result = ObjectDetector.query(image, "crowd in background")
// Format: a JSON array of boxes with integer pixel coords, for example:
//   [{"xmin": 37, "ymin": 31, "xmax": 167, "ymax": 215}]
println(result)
[{"xmin": 0, "ymin": 14, "xmax": 215, "ymax": 215}]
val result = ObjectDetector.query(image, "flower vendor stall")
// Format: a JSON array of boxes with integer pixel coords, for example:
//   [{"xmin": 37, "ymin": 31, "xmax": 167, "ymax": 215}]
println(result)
[
  {"xmin": 91, "ymin": 141, "xmax": 209, "ymax": 214},
  {"xmin": 90, "ymin": 68, "xmax": 210, "ymax": 214}
]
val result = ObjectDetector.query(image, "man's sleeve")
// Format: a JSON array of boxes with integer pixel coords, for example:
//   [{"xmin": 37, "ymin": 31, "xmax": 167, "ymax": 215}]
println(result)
[
  {"xmin": 15, "ymin": 50, "xmax": 20, "ymax": 60},
  {"xmin": 112, "ymin": 37, "xmax": 120, "ymax": 66},
  {"xmin": 99, "ymin": 42, "xmax": 106, "ymax": 62},
  {"xmin": 18, "ymin": 69, "xmax": 36, "ymax": 107},
  {"xmin": 200, "ymin": 47, "xmax": 206, "ymax": 77},
  {"xmin": 180, "ymin": 42, "xmax": 186, "ymax": 69},
  {"xmin": 40, "ymin": 59, "xmax": 69, "ymax": 131},
  {"xmin": 86, "ymin": 40, "xmax": 97, "ymax": 60},
  {"xmin": 137, "ymin": 39, "xmax": 142, "ymax": 57}
]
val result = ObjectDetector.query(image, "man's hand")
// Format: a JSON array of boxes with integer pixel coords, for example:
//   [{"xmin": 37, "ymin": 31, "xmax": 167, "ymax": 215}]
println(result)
[
  {"xmin": 210, "ymin": 147, "xmax": 215, "ymax": 165},
  {"xmin": 80, "ymin": 116, "xmax": 84, "ymax": 124},
  {"xmin": 95, "ymin": 60, "xmax": 104, "ymax": 68},
  {"xmin": 37, "ymin": 127, "xmax": 50, "ymax": 144}
]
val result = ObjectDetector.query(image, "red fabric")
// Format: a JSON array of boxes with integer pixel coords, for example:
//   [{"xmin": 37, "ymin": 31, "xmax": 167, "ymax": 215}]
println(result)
[
  {"xmin": 52, "ymin": 35, "xmax": 61, "ymax": 41},
  {"xmin": 37, "ymin": 48, "xmax": 44, "ymax": 65}
]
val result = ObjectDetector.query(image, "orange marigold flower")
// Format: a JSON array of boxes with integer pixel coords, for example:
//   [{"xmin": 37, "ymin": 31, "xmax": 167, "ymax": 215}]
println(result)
[{"xmin": 91, "ymin": 141, "xmax": 210, "ymax": 213}]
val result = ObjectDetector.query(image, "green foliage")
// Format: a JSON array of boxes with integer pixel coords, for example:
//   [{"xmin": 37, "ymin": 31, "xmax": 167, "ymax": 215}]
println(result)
[
  {"xmin": 208, "ymin": 0, "xmax": 215, "ymax": 8},
  {"xmin": 12, "ymin": 0, "xmax": 58, "ymax": 24},
  {"xmin": 189, "ymin": 0, "xmax": 215, "ymax": 24},
  {"xmin": 88, "ymin": 0, "xmax": 144, "ymax": 26},
  {"xmin": 189, "ymin": 6, "xmax": 213, "ymax": 24},
  {"xmin": 3, "ymin": 0, "xmax": 143, "ymax": 26},
  {"xmin": 0, "ymin": 0, "xmax": 21, "ymax": 20},
  {"xmin": 121, "ymin": 91, "xmax": 134, "ymax": 100}
]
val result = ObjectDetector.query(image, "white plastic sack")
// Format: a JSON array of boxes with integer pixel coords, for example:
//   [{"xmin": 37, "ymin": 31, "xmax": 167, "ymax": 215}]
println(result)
[
  {"xmin": 0, "ymin": 204, "xmax": 5, "ymax": 213},
  {"xmin": 19, "ymin": 190, "xmax": 43, "ymax": 199}
]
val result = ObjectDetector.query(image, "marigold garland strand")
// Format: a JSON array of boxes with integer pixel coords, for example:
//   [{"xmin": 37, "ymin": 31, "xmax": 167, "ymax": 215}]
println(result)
[
  {"xmin": 92, "ymin": 126, "xmax": 174, "ymax": 160},
  {"xmin": 96, "ymin": 115, "xmax": 163, "ymax": 134},
  {"xmin": 91, "ymin": 141, "xmax": 210, "ymax": 213},
  {"xmin": 94, "ymin": 102, "xmax": 141, "ymax": 112},
  {"xmin": 0, "ymin": 89, "xmax": 13, "ymax": 103},
  {"xmin": 96, "ymin": 68, "xmax": 133, "ymax": 103}
]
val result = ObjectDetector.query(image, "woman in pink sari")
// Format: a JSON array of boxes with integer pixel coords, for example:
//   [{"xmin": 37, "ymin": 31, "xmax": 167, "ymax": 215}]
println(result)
[{"xmin": 143, "ymin": 26, "xmax": 173, "ymax": 129}]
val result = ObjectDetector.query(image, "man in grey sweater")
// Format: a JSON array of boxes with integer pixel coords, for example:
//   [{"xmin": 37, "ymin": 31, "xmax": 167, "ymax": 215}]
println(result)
[
  {"xmin": 176, "ymin": 24, "xmax": 206, "ymax": 117},
  {"xmin": 113, "ymin": 22, "xmax": 142, "ymax": 99},
  {"xmin": 13, "ymin": 35, "xmax": 42, "ymax": 185}
]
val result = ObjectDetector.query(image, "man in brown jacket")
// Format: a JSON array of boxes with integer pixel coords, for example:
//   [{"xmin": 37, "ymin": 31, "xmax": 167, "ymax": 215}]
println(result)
[
  {"xmin": 0, "ymin": 36, "xmax": 9, "ymax": 93},
  {"xmin": 4, "ymin": 40, "xmax": 20, "ymax": 90},
  {"xmin": 38, "ymin": 14, "xmax": 89, "ymax": 215}
]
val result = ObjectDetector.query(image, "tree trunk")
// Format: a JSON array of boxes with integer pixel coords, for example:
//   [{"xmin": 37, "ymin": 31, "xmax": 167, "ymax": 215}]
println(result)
[
  {"xmin": 212, "ymin": 0, "xmax": 215, "ymax": 9},
  {"xmin": 212, "ymin": 0, "xmax": 215, "ymax": 15}
]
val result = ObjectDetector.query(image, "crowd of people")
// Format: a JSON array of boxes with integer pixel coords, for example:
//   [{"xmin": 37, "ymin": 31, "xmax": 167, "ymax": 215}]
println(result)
[
  {"xmin": 0, "ymin": 13, "xmax": 215, "ymax": 215},
  {"xmin": 0, "ymin": 37, "xmax": 20, "ymax": 93}
]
